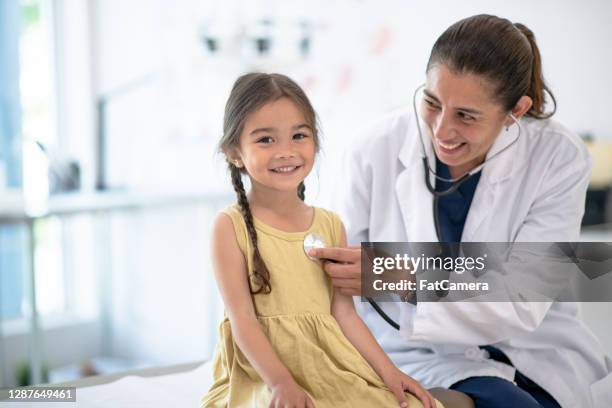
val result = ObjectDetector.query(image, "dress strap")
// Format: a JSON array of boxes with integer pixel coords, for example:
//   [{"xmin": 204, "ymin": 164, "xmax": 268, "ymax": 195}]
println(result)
[{"xmin": 316, "ymin": 208, "xmax": 344, "ymax": 247}]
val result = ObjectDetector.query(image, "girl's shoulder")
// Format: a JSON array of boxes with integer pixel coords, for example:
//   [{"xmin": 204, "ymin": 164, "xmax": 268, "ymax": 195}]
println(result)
[
  {"xmin": 217, "ymin": 203, "xmax": 250, "ymax": 251},
  {"xmin": 312, "ymin": 207, "xmax": 345, "ymax": 247},
  {"xmin": 313, "ymin": 206, "xmax": 342, "ymax": 226},
  {"xmin": 218, "ymin": 203, "xmax": 245, "ymax": 232},
  {"xmin": 220, "ymin": 202, "xmax": 243, "ymax": 220},
  {"xmin": 219, "ymin": 203, "xmax": 345, "ymax": 246}
]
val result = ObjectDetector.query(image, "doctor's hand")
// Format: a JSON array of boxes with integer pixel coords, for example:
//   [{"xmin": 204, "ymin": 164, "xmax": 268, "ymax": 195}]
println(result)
[{"xmin": 307, "ymin": 246, "xmax": 362, "ymax": 296}]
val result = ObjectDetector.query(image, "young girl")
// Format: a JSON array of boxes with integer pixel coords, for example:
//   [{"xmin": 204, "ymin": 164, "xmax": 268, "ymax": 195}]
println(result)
[{"xmin": 201, "ymin": 73, "xmax": 449, "ymax": 408}]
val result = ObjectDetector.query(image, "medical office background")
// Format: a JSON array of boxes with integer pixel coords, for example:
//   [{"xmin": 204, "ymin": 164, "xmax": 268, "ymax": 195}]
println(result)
[{"xmin": 1, "ymin": 0, "xmax": 611, "ymax": 389}]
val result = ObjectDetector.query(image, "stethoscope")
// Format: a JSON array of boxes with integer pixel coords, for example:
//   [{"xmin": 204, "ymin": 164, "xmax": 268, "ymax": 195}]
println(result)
[
  {"xmin": 413, "ymin": 83, "xmax": 522, "ymax": 197},
  {"xmin": 303, "ymin": 85, "xmax": 524, "ymax": 331},
  {"xmin": 303, "ymin": 233, "xmax": 402, "ymax": 330}
]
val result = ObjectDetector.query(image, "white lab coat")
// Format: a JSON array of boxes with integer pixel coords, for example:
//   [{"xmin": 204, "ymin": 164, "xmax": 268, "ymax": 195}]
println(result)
[{"xmin": 336, "ymin": 109, "xmax": 612, "ymax": 408}]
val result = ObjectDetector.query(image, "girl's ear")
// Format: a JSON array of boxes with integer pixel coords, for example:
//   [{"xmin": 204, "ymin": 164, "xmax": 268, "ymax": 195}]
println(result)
[{"xmin": 224, "ymin": 149, "xmax": 244, "ymax": 168}]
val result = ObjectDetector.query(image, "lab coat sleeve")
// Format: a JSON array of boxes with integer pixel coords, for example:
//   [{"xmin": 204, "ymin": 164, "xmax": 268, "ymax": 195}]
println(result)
[
  {"xmin": 336, "ymin": 141, "xmax": 372, "ymax": 246},
  {"xmin": 513, "ymin": 138, "xmax": 592, "ymax": 243},
  {"xmin": 403, "ymin": 134, "xmax": 593, "ymax": 345}
]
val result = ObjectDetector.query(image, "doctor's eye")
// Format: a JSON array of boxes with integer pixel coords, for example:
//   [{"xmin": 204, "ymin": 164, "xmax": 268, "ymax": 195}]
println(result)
[
  {"xmin": 458, "ymin": 112, "xmax": 476, "ymax": 122},
  {"xmin": 256, "ymin": 136, "xmax": 274, "ymax": 144},
  {"xmin": 424, "ymin": 98, "xmax": 440, "ymax": 110}
]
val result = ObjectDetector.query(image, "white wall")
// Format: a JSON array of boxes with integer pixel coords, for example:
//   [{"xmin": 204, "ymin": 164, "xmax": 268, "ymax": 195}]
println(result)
[
  {"xmin": 104, "ymin": 202, "xmax": 226, "ymax": 365},
  {"xmin": 82, "ymin": 0, "xmax": 612, "ymax": 364},
  {"xmin": 84, "ymin": 0, "xmax": 612, "ymax": 197}
]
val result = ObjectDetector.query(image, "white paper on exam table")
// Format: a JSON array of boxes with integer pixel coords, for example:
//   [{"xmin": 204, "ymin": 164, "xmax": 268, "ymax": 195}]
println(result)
[{"xmin": 0, "ymin": 360, "xmax": 213, "ymax": 408}]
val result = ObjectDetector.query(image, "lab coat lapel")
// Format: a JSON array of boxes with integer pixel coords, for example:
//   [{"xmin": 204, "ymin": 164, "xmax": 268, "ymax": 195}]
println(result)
[
  {"xmin": 462, "ymin": 126, "xmax": 519, "ymax": 241},
  {"xmin": 395, "ymin": 119, "xmax": 438, "ymax": 242},
  {"xmin": 461, "ymin": 178, "xmax": 496, "ymax": 242}
]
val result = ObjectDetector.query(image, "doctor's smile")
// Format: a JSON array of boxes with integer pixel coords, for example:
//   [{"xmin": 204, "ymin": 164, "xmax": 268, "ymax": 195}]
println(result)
[{"xmin": 420, "ymin": 65, "xmax": 529, "ymax": 179}]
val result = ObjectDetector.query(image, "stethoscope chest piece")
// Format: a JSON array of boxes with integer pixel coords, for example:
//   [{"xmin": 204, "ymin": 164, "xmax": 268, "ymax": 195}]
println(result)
[{"xmin": 303, "ymin": 233, "xmax": 327, "ymax": 261}]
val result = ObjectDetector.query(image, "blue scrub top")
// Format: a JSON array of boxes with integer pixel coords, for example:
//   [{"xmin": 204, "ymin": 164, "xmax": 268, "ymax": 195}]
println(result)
[
  {"xmin": 433, "ymin": 158, "xmax": 561, "ymax": 407},
  {"xmin": 434, "ymin": 157, "xmax": 482, "ymax": 243}
]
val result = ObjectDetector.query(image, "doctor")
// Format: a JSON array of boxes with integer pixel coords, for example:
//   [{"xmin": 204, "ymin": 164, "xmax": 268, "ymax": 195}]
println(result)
[{"xmin": 308, "ymin": 14, "xmax": 612, "ymax": 408}]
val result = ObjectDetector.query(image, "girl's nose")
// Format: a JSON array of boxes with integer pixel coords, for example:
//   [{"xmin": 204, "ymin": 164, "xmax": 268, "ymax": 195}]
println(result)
[{"xmin": 274, "ymin": 150, "xmax": 296, "ymax": 160}]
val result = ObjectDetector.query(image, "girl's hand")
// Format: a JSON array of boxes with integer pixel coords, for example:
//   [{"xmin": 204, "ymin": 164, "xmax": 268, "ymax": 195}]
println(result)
[
  {"xmin": 269, "ymin": 380, "xmax": 315, "ymax": 408},
  {"xmin": 381, "ymin": 368, "xmax": 437, "ymax": 408}
]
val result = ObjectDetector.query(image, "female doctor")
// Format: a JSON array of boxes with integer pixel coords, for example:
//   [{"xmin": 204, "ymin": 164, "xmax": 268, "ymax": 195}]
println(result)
[{"xmin": 308, "ymin": 14, "xmax": 612, "ymax": 408}]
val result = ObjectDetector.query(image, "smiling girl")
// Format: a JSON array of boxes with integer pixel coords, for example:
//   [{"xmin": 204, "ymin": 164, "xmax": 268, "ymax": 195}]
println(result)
[{"xmin": 200, "ymin": 73, "xmax": 452, "ymax": 408}]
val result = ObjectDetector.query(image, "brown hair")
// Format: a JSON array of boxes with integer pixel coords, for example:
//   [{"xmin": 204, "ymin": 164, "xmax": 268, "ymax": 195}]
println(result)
[
  {"xmin": 219, "ymin": 73, "xmax": 320, "ymax": 294},
  {"xmin": 427, "ymin": 14, "xmax": 556, "ymax": 119}
]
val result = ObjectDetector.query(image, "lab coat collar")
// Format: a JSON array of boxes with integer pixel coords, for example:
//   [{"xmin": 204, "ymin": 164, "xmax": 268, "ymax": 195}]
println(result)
[
  {"xmin": 480, "ymin": 123, "xmax": 520, "ymax": 184},
  {"xmin": 398, "ymin": 113, "xmax": 520, "ymax": 186},
  {"xmin": 461, "ymin": 124, "xmax": 520, "ymax": 241},
  {"xmin": 395, "ymin": 113, "xmax": 521, "ymax": 241},
  {"xmin": 395, "ymin": 116, "xmax": 437, "ymax": 241}
]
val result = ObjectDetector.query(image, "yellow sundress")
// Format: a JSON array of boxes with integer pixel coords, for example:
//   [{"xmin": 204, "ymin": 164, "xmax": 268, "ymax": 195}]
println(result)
[{"xmin": 201, "ymin": 204, "xmax": 443, "ymax": 408}]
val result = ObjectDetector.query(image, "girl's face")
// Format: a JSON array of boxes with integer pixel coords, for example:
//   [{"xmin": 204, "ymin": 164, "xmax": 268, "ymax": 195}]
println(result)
[
  {"xmin": 232, "ymin": 97, "xmax": 316, "ymax": 195},
  {"xmin": 421, "ymin": 65, "xmax": 513, "ymax": 175}
]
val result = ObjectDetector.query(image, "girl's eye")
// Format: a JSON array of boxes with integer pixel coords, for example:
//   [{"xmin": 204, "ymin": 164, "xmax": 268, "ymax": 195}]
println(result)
[
  {"xmin": 293, "ymin": 133, "xmax": 308, "ymax": 140},
  {"xmin": 256, "ymin": 136, "xmax": 273, "ymax": 144}
]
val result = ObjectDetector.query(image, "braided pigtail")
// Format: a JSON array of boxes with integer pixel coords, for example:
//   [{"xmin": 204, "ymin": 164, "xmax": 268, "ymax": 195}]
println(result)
[
  {"xmin": 221, "ymin": 72, "xmax": 321, "ymax": 293},
  {"xmin": 230, "ymin": 164, "xmax": 272, "ymax": 294}
]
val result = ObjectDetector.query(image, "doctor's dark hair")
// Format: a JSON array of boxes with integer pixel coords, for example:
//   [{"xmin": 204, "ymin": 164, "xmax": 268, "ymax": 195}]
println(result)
[
  {"xmin": 219, "ymin": 72, "xmax": 320, "ymax": 295},
  {"xmin": 427, "ymin": 14, "xmax": 556, "ymax": 119}
]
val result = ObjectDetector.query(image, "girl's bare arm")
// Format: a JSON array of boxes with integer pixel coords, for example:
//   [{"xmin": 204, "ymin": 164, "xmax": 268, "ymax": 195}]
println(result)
[
  {"xmin": 211, "ymin": 213, "xmax": 292, "ymax": 388},
  {"xmin": 329, "ymin": 223, "xmax": 398, "ymax": 379}
]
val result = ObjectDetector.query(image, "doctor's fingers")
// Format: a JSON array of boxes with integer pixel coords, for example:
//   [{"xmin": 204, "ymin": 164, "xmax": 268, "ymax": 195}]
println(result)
[
  {"xmin": 330, "ymin": 278, "xmax": 361, "ymax": 296},
  {"xmin": 331, "ymin": 277, "xmax": 360, "ymax": 290},
  {"xmin": 323, "ymin": 261, "xmax": 360, "ymax": 280},
  {"xmin": 339, "ymin": 287, "xmax": 360, "ymax": 296},
  {"xmin": 310, "ymin": 246, "xmax": 361, "ymax": 264}
]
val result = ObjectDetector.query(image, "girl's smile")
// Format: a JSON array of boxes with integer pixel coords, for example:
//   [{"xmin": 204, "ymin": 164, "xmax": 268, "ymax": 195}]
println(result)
[
  {"xmin": 232, "ymin": 97, "xmax": 316, "ymax": 194},
  {"xmin": 270, "ymin": 165, "xmax": 300, "ymax": 173}
]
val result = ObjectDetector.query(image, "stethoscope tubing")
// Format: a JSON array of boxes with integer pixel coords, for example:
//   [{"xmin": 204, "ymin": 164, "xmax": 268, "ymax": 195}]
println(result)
[{"xmin": 367, "ymin": 84, "xmax": 523, "ymax": 329}]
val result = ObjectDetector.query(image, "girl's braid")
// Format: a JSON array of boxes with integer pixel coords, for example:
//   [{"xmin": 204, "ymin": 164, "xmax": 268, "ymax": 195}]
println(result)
[{"xmin": 230, "ymin": 165, "xmax": 272, "ymax": 294}]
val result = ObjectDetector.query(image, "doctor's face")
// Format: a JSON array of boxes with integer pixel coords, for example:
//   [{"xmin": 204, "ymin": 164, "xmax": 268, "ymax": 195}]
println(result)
[{"xmin": 421, "ymin": 65, "xmax": 511, "ymax": 177}]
